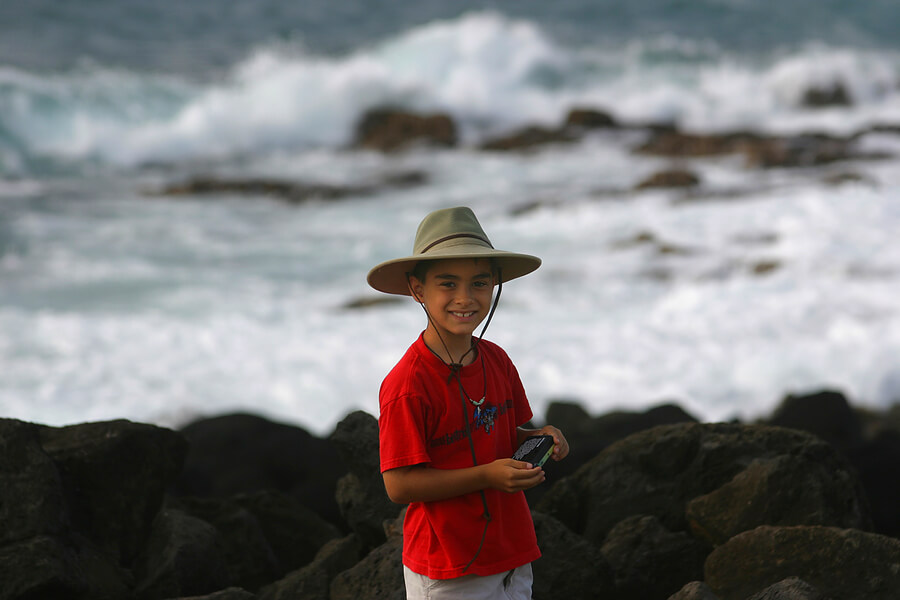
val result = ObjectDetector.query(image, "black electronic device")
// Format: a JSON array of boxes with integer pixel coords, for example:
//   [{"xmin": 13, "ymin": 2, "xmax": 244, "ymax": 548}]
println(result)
[{"xmin": 511, "ymin": 434, "xmax": 555, "ymax": 468}]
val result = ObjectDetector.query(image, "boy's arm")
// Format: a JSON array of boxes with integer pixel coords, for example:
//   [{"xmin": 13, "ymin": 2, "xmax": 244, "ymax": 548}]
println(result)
[
  {"xmin": 516, "ymin": 425, "xmax": 570, "ymax": 462},
  {"xmin": 383, "ymin": 459, "xmax": 544, "ymax": 505}
]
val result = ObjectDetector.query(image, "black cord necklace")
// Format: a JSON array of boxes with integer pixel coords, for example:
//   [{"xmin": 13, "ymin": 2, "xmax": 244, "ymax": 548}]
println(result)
[{"xmin": 407, "ymin": 268, "xmax": 504, "ymax": 572}]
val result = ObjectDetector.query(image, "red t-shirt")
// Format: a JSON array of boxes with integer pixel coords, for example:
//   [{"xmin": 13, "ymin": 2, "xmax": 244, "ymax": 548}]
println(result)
[{"xmin": 379, "ymin": 334, "xmax": 541, "ymax": 579}]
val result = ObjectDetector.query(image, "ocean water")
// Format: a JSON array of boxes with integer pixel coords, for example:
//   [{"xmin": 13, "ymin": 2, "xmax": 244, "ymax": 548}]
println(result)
[{"xmin": 1, "ymin": 1, "xmax": 899, "ymax": 435}]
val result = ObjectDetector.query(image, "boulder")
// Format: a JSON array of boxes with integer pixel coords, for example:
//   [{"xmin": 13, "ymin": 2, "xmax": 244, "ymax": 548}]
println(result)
[
  {"xmin": 537, "ymin": 423, "xmax": 871, "ymax": 549},
  {"xmin": 354, "ymin": 108, "xmax": 457, "ymax": 152},
  {"xmin": 563, "ymin": 107, "xmax": 618, "ymax": 130},
  {"xmin": 635, "ymin": 169, "xmax": 701, "ymax": 190},
  {"xmin": 174, "ymin": 413, "xmax": 343, "ymax": 526},
  {"xmin": 801, "ymin": 82, "xmax": 852, "ymax": 107},
  {"xmin": 0, "ymin": 419, "xmax": 68, "ymax": 546},
  {"xmin": 685, "ymin": 451, "xmax": 869, "ymax": 546},
  {"xmin": 0, "ymin": 534, "xmax": 131, "ymax": 600},
  {"xmin": 845, "ymin": 430, "xmax": 900, "ymax": 537},
  {"xmin": 531, "ymin": 511, "xmax": 615, "ymax": 600},
  {"xmin": 259, "ymin": 534, "xmax": 363, "ymax": 600},
  {"xmin": 746, "ymin": 577, "xmax": 831, "ymax": 600},
  {"xmin": 600, "ymin": 515, "xmax": 708, "ymax": 600},
  {"xmin": 38, "ymin": 420, "xmax": 188, "ymax": 567},
  {"xmin": 133, "ymin": 509, "xmax": 230, "ymax": 600},
  {"xmin": 175, "ymin": 588, "xmax": 258, "ymax": 600},
  {"xmin": 329, "ymin": 411, "xmax": 397, "ymax": 550},
  {"xmin": 705, "ymin": 525, "xmax": 900, "ymax": 600},
  {"xmin": 328, "ymin": 536, "xmax": 404, "ymax": 600},
  {"xmin": 480, "ymin": 125, "xmax": 576, "ymax": 151},
  {"xmin": 539, "ymin": 401, "xmax": 697, "ymax": 483},
  {"xmin": 668, "ymin": 581, "xmax": 721, "ymax": 600}
]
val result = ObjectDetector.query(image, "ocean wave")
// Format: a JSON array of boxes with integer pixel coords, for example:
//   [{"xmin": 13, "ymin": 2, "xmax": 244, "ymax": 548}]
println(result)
[{"xmin": 1, "ymin": 12, "xmax": 899, "ymax": 174}]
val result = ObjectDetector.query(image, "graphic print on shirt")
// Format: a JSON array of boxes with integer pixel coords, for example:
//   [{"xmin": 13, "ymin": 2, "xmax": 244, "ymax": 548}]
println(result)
[{"xmin": 429, "ymin": 398, "xmax": 512, "ymax": 449}]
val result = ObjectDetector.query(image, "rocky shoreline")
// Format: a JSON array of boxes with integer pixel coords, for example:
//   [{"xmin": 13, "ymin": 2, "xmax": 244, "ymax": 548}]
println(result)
[{"xmin": 2, "ymin": 388, "xmax": 899, "ymax": 600}]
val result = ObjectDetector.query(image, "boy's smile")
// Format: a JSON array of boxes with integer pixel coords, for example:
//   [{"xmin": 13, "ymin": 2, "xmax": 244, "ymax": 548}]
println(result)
[{"xmin": 410, "ymin": 258, "xmax": 496, "ymax": 362}]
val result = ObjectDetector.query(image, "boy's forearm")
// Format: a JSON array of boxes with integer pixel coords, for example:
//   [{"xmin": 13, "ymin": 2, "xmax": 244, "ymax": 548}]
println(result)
[{"xmin": 383, "ymin": 464, "xmax": 487, "ymax": 504}]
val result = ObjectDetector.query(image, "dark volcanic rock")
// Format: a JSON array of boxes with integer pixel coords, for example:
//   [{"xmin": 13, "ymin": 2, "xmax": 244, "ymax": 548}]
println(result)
[
  {"xmin": 479, "ymin": 125, "xmax": 576, "ymax": 151},
  {"xmin": 174, "ymin": 490, "xmax": 341, "ymax": 591},
  {"xmin": 133, "ymin": 508, "xmax": 230, "ymax": 599},
  {"xmin": 766, "ymin": 389, "xmax": 862, "ymax": 451},
  {"xmin": 329, "ymin": 411, "xmax": 398, "ymax": 550},
  {"xmin": 538, "ymin": 401, "xmax": 698, "ymax": 485},
  {"xmin": 746, "ymin": 577, "xmax": 831, "ymax": 600},
  {"xmin": 0, "ymin": 534, "xmax": 131, "ymax": 600},
  {"xmin": 601, "ymin": 514, "xmax": 708, "ymax": 600},
  {"xmin": 38, "ymin": 419, "xmax": 188, "ymax": 567},
  {"xmin": 177, "ymin": 588, "xmax": 258, "ymax": 600},
  {"xmin": 531, "ymin": 511, "xmax": 615, "ymax": 600},
  {"xmin": 0, "ymin": 419, "xmax": 68, "ymax": 546},
  {"xmin": 705, "ymin": 525, "xmax": 900, "ymax": 600},
  {"xmin": 563, "ymin": 107, "xmax": 618, "ymax": 130},
  {"xmin": 354, "ymin": 108, "xmax": 457, "ymax": 151},
  {"xmin": 157, "ymin": 170, "xmax": 428, "ymax": 204},
  {"xmin": 329, "ymin": 536, "xmax": 404, "ymax": 600},
  {"xmin": 635, "ymin": 169, "xmax": 701, "ymax": 190},
  {"xmin": 846, "ymin": 429, "xmax": 900, "ymax": 538},
  {"xmin": 174, "ymin": 413, "xmax": 343, "ymax": 526},
  {"xmin": 668, "ymin": 581, "xmax": 721, "ymax": 600},
  {"xmin": 685, "ymin": 452, "xmax": 867, "ymax": 546},
  {"xmin": 801, "ymin": 82, "xmax": 852, "ymax": 108},
  {"xmin": 259, "ymin": 534, "xmax": 363, "ymax": 600},
  {"xmin": 537, "ymin": 423, "xmax": 871, "ymax": 549}
]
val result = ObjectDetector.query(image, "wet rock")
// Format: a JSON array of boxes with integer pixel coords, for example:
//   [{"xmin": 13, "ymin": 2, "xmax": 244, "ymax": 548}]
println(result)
[
  {"xmin": 801, "ymin": 82, "xmax": 852, "ymax": 108},
  {"xmin": 480, "ymin": 125, "xmax": 576, "ymax": 151},
  {"xmin": 601, "ymin": 514, "xmax": 708, "ymax": 600},
  {"xmin": 156, "ymin": 171, "xmax": 428, "ymax": 204},
  {"xmin": 537, "ymin": 423, "xmax": 871, "ymax": 550},
  {"xmin": 635, "ymin": 169, "xmax": 701, "ymax": 190},
  {"xmin": 635, "ymin": 130, "xmax": 761, "ymax": 157},
  {"xmin": 531, "ymin": 511, "xmax": 615, "ymax": 600},
  {"xmin": 705, "ymin": 525, "xmax": 900, "ymax": 600},
  {"xmin": 329, "ymin": 411, "xmax": 397, "ymax": 550},
  {"xmin": 174, "ymin": 413, "xmax": 343, "ymax": 527},
  {"xmin": 354, "ymin": 108, "xmax": 457, "ymax": 152},
  {"xmin": 564, "ymin": 107, "xmax": 618, "ymax": 130}
]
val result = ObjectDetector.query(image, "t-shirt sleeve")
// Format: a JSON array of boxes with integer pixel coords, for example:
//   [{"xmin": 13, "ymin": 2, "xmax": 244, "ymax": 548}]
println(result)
[{"xmin": 379, "ymin": 392, "xmax": 432, "ymax": 473}]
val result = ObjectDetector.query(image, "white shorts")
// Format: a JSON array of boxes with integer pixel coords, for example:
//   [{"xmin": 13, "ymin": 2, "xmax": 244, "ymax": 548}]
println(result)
[{"xmin": 403, "ymin": 563, "xmax": 533, "ymax": 600}]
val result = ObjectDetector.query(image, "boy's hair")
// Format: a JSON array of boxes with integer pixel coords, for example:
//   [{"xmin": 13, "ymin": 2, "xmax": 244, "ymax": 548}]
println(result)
[{"xmin": 409, "ymin": 257, "xmax": 499, "ymax": 284}]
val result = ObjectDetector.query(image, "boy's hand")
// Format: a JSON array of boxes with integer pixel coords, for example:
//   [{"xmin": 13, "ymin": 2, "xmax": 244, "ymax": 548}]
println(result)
[
  {"xmin": 484, "ymin": 458, "xmax": 545, "ymax": 493},
  {"xmin": 538, "ymin": 425, "xmax": 570, "ymax": 461}
]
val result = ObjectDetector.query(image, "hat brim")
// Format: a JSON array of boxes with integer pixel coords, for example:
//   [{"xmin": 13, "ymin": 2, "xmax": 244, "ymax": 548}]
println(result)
[{"xmin": 367, "ymin": 246, "xmax": 541, "ymax": 296}]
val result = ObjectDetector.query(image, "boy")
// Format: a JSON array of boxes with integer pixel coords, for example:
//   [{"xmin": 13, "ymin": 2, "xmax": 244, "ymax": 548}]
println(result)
[{"xmin": 367, "ymin": 206, "xmax": 569, "ymax": 599}]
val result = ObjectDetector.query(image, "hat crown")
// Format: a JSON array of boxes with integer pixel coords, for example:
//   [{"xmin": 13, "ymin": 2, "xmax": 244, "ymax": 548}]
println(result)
[{"xmin": 413, "ymin": 207, "xmax": 493, "ymax": 256}]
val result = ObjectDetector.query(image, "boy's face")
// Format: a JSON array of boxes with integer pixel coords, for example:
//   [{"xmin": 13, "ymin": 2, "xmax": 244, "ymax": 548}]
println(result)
[{"xmin": 409, "ymin": 258, "xmax": 496, "ymax": 343}]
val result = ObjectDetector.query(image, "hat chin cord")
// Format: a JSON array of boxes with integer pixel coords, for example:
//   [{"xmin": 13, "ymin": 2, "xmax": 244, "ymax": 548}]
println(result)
[{"xmin": 406, "ymin": 270, "xmax": 505, "ymax": 572}]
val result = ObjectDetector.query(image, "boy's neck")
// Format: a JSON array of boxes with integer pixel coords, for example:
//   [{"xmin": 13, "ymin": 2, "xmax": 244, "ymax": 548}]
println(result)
[{"xmin": 422, "ymin": 328, "xmax": 476, "ymax": 366}]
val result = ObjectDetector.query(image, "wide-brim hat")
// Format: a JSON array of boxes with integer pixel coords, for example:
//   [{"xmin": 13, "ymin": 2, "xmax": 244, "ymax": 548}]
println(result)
[{"xmin": 367, "ymin": 206, "xmax": 542, "ymax": 296}]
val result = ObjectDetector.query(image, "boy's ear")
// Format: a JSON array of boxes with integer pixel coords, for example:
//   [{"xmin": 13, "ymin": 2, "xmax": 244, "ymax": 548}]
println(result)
[{"xmin": 408, "ymin": 276, "xmax": 425, "ymax": 303}]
